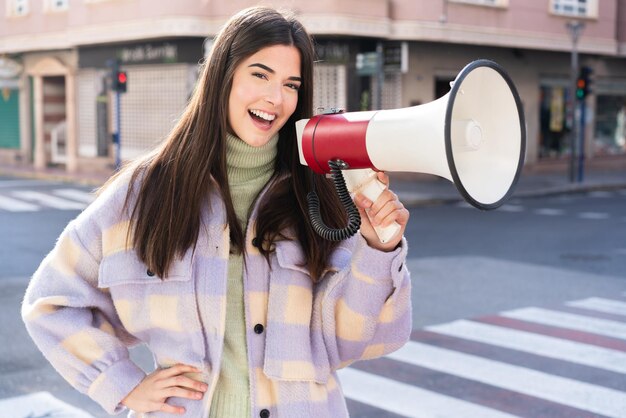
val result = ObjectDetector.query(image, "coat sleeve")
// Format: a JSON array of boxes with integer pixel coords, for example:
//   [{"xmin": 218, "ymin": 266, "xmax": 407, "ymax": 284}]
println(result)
[
  {"xmin": 21, "ymin": 179, "xmax": 146, "ymax": 415},
  {"xmin": 317, "ymin": 233, "xmax": 412, "ymax": 370}
]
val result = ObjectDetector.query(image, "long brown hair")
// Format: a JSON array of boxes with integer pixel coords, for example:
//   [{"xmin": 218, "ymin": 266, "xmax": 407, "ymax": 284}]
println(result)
[{"xmin": 104, "ymin": 7, "xmax": 346, "ymax": 281}]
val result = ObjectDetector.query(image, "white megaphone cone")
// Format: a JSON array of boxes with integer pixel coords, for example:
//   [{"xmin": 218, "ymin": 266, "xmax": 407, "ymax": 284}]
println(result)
[{"xmin": 296, "ymin": 59, "xmax": 526, "ymax": 243}]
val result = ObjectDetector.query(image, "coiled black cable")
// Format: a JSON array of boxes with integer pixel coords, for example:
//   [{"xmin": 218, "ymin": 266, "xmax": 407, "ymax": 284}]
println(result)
[{"xmin": 307, "ymin": 160, "xmax": 361, "ymax": 241}]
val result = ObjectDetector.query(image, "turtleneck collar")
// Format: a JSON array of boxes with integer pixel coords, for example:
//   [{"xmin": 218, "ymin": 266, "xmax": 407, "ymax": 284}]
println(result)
[{"xmin": 226, "ymin": 133, "xmax": 279, "ymax": 185}]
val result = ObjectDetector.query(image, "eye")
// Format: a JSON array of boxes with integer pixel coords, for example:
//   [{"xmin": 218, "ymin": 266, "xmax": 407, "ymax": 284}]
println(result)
[
  {"xmin": 252, "ymin": 72, "xmax": 268, "ymax": 80},
  {"xmin": 285, "ymin": 83, "xmax": 301, "ymax": 91}
]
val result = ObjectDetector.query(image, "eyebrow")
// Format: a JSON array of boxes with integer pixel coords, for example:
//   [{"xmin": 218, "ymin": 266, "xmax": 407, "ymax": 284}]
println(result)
[{"xmin": 248, "ymin": 63, "xmax": 302, "ymax": 82}]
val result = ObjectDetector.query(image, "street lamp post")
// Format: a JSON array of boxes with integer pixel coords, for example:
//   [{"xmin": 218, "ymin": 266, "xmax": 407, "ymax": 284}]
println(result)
[{"xmin": 566, "ymin": 20, "xmax": 584, "ymax": 183}]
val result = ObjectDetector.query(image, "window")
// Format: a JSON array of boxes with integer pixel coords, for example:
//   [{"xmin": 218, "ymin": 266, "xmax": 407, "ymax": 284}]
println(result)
[
  {"xmin": 448, "ymin": 0, "xmax": 509, "ymax": 8},
  {"xmin": 6, "ymin": 0, "xmax": 29, "ymax": 17},
  {"xmin": 313, "ymin": 64, "xmax": 347, "ymax": 113},
  {"xmin": 550, "ymin": 0, "xmax": 598, "ymax": 18},
  {"xmin": 594, "ymin": 95, "xmax": 626, "ymax": 156},
  {"xmin": 44, "ymin": 0, "xmax": 69, "ymax": 13}
]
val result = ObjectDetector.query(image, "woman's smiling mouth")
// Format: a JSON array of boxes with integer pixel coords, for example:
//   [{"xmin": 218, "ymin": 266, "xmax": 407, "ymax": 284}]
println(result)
[{"xmin": 249, "ymin": 109, "xmax": 276, "ymax": 128}]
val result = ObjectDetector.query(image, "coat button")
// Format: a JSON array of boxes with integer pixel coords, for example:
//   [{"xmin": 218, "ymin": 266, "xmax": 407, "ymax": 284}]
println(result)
[
  {"xmin": 260, "ymin": 409, "xmax": 270, "ymax": 418},
  {"xmin": 147, "ymin": 269, "xmax": 155, "ymax": 277},
  {"xmin": 398, "ymin": 263, "xmax": 403, "ymax": 272},
  {"xmin": 252, "ymin": 237, "xmax": 260, "ymax": 248},
  {"xmin": 254, "ymin": 324, "xmax": 264, "ymax": 334}
]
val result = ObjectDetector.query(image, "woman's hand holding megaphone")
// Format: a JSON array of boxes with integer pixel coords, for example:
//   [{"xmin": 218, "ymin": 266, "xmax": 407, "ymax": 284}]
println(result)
[{"xmin": 353, "ymin": 171, "xmax": 409, "ymax": 252}]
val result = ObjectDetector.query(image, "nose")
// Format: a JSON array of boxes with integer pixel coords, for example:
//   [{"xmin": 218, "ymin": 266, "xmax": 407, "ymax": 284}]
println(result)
[{"xmin": 265, "ymin": 82, "xmax": 283, "ymax": 106}]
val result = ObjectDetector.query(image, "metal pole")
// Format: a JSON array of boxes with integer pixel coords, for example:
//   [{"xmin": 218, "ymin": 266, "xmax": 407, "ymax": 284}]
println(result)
[
  {"xmin": 115, "ymin": 91, "xmax": 121, "ymax": 170},
  {"xmin": 566, "ymin": 20, "xmax": 584, "ymax": 183},
  {"xmin": 106, "ymin": 58, "xmax": 122, "ymax": 170},
  {"xmin": 578, "ymin": 100, "xmax": 586, "ymax": 182},
  {"xmin": 376, "ymin": 42, "xmax": 384, "ymax": 110}
]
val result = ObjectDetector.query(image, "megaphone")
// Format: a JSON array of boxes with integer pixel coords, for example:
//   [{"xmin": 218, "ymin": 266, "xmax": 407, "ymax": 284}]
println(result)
[{"xmin": 296, "ymin": 59, "xmax": 526, "ymax": 243}]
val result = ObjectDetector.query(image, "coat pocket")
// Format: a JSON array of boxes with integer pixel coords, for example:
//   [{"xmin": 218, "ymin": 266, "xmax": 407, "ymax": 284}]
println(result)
[
  {"xmin": 96, "ymin": 249, "xmax": 204, "ymax": 356},
  {"xmin": 98, "ymin": 249, "xmax": 193, "ymax": 287}
]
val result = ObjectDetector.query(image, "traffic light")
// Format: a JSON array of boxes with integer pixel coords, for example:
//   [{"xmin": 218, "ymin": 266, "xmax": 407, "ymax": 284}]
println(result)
[
  {"xmin": 112, "ymin": 70, "xmax": 128, "ymax": 93},
  {"xmin": 575, "ymin": 66, "xmax": 593, "ymax": 101},
  {"xmin": 575, "ymin": 76, "xmax": 585, "ymax": 100}
]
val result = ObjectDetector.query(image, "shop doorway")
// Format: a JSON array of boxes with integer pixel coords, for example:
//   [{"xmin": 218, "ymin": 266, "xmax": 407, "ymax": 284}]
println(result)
[
  {"xmin": 42, "ymin": 76, "xmax": 67, "ymax": 165},
  {"xmin": 0, "ymin": 87, "xmax": 20, "ymax": 150},
  {"xmin": 539, "ymin": 85, "xmax": 571, "ymax": 159}
]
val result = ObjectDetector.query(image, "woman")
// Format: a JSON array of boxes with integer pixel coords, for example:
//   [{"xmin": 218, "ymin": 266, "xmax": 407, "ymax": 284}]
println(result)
[{"xmin": 22, "ymin": 6, "xmax": 411, "ymax": 417}]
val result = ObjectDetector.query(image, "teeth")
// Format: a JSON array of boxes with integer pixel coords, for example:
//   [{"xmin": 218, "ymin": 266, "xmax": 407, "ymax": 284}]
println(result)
[{"xmin": 250, "ymin": 109, "xmax": 276, "ymax": 121}]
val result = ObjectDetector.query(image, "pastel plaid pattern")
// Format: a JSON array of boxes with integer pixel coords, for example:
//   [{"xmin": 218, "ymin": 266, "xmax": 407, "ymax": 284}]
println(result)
[{"xmin": 22, "ymin": 174, "xmax": 412, "ymax": 417}]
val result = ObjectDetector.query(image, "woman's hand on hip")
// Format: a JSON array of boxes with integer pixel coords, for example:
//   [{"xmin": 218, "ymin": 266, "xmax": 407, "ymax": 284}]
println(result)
[
  {"xmin": 354, "ymin": 172, "xmax": 409, "ymax": 252},
  {"xmin": 121, "ymin": 363, "xmax": 207, "ymax": 415}
]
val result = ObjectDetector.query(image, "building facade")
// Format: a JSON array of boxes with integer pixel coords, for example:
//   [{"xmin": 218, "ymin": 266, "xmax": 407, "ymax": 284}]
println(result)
[{"xmin": 0, "ymin": 0, "xmax": 625, "ymax": 173}]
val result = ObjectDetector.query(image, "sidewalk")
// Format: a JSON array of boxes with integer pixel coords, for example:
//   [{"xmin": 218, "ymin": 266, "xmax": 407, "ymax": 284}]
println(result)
[
  {"xmin": 0, "ymin": 163, "xmax": 111, "ymax": 188},
  {"xmin": 391, "ymin": 168, "xmax": 626, "ymax": 207},
  {"xmin": 1, "ymin": 162, "xmax": 625, "ymax": 207}
]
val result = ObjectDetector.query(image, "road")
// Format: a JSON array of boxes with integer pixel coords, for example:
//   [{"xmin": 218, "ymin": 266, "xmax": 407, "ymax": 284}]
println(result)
[
  {"xmin": 346, "ymin": 190, "xmax": 626, "ymax": 417},
  {"xmin": 0, "ymin": 176, "xmax": 624, "ymax": 417}
]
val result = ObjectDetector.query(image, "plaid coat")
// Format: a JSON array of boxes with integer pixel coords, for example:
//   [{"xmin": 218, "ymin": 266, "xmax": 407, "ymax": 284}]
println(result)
[{"xmin": 22, "ymin": 174, "xmax": 412, "ymax": 417}]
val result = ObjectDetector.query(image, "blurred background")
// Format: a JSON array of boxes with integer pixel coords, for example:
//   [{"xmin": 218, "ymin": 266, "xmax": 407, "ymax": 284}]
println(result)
[
  {"xmin": 0, "ymin": 0, "xmax": 625, "ymax": 173},
  {"xmin": 0, "ymin": 1, "xmax": 625, "ymax": 417}
]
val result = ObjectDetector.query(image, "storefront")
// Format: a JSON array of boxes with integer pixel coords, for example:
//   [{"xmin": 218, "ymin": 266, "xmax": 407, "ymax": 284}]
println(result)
[
  {"xmin": 78, "ymin": 39, "xmax": 205, "ymax": 162},
  {"xmin": 312, "ymin": 39, "xmax": 351, "ymax": 112},
  {"xmin": 538, "ymin": 70, "xmax": 626, "ymax": 168},
  {"xmin": 313, "ymin": 39, "xmax": 405, "ymax": 113},
  {"xmin": 77, "ymin": 37, "xmax": 373, "ymax": 164}
]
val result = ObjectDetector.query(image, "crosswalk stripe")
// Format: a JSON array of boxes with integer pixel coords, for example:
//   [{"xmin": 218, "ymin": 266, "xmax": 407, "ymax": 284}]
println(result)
[
  {"xmin": 501, "ymin": 307, "xmax": 626, "ymax": 340},
  {"xmin": 476, "ymin": 314, "xmax": 626, "ymax": 352},
  {"xmin": 0, "ymin": 180, "xmax": 61, "ymax": 188},
  {"xmin": 11, "ymin": 191, "xmax": 86, "ymax": 210},
  {"xmin": 587, "ymin": 191, "xmax": 615, "ymax": 198},
  {"xmin": 497, "ymin": 204, "xmax": 524, "ymax": 212},
  {"xmin": 427, "ymin": 319, "xmax": 626, "ymax": 374},
  {"xmin": 578, "ymin": 212, "xmax": 610, "ymax": 220},
  {"xmin": 567, "ymin": 297, "xmax": 626, "ymax": 317},
  {"xmin": 534, "ymin": 208, "xmax": 565, "ymax": 216},
  {"xmin": 339, "ymin": 367, "xmax": 517, "ymax": 418},
  {"xmin": 355, "ymin": 352, "xmax": 616, "ymax": 416},
  {"xmin": 557, "ymin": 304, "xmax": 626, "ymax": 324},
  {"xmin": 385, "ymin": 340, "xmax": 626, "ymax": 417},
  {"xmin": 0, "ymin": 195, "xmax": 40, "ymax": 211},
  {"xmin": 52, "ymin": 188, "xmax": 95, "ymax": 203},
  {"xmin": 0, "ymin": 392, "xmax": 93, "ymax": 418}
]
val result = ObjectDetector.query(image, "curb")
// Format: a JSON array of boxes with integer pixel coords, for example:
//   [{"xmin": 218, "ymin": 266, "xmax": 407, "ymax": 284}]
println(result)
[
  {"xmin": 398, "ymin": 181, "xmax": 626, "ymax": 208},
  {"xmin": 0, "ymin": 168, "xmax": 110, "ymax": 188},
  {"xmin": 512, "ymin": 182, "xmax": 626, "ymax": 198}
]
